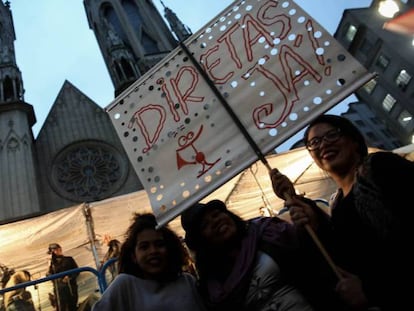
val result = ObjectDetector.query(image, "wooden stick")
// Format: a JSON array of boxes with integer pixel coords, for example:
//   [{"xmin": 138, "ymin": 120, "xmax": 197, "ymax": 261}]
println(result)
[{"xmin": 268, "ymin": 165, "xmax": 343, "ymax": 280}]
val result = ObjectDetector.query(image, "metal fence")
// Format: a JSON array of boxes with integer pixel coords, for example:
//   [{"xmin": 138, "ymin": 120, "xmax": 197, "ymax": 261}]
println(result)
[{"xmin": 0, "ymin": 259, "xmax": 117, "ymax": 311}]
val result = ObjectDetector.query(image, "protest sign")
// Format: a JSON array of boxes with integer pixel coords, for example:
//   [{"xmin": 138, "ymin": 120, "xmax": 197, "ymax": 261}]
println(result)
[{"xmin": 106, "ymin": 0, "xmax": 374, "ymax": 225}]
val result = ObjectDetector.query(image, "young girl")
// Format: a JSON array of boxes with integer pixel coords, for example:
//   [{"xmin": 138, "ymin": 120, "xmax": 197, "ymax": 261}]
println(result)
[{"xmin": 92, "ymin": 213, "xmax": 206, "ymax": 311}]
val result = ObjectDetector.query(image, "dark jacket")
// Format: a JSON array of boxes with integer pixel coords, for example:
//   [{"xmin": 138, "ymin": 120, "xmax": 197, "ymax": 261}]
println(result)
[
  {"xmin": 48, "ymin": 254, "xmax": 79, "ymax": 311},
  {"xmin": 313, "ymin": 152, "xmax": 414, "ymax": 310}
]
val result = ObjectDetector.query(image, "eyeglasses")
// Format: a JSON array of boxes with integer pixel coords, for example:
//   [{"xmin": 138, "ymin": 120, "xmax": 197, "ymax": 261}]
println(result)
[{"xmin": 306, "ymin": 128, "xmax": 342, "ymax": 151}]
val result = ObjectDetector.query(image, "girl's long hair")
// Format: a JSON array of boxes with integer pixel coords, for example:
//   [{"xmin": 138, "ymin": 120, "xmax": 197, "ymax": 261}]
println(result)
[{"xmin": 118, "ymin": 213, "xmax": 186, "ymax": 281}]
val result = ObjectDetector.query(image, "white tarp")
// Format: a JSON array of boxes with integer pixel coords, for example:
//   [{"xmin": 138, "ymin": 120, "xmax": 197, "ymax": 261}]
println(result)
[
  {"xmin": 106, "ymin": 0, "xmax": 374, "ymax": 225},
  {"xmin": 0, "ymin": 147, "xmax": 323, "ymax": 280}
]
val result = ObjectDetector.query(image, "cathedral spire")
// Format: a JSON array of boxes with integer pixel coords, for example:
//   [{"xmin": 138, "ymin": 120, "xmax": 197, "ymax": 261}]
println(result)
[
  {"xmin": 0, "ymin": 1, "xmax": 40, "ymax": 219},
  {"xmin": 84, "ymin": 0, "xmax": 181, "ymax": 97},
  {"xmin": 160, "ymin": 0, "xmax": 192, "ymax": 42},
  {"xmin": 0, "ymin": 1, "xmax": 24, "ymax": 103}
]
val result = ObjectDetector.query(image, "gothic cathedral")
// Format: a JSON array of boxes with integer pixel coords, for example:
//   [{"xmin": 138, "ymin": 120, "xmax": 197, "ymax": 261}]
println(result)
[{"xmin": 0, "ymin": 0, "xmax": 191, "ymax": 223}]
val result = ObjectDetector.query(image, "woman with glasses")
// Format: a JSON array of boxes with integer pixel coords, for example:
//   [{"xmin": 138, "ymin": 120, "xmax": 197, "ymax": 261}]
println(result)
[{"xmin": 270, "ymin": 114, "xmax": 413, "ymax": 311}]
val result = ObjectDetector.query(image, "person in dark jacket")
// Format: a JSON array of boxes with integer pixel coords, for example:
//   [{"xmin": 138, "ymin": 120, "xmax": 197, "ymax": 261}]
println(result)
[
  {"xmin": 47, "ymin": 243, "xmax": 79, "ymax": 311},
  {"xmin": 270, "ymin": 114, "xmax": 414, "ymax": 310}
]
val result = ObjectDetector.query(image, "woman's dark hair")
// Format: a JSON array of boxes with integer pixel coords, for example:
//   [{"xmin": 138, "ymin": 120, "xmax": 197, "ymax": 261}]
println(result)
[
  {"xmin": 304, "ymin": 114, "xmax": 368, "ymax": 160},
  {"xmin": 108, "ymin": 239, "xmax": 121, "ymax": 249},
  {"xmin": 118, "ymin": 213, "xmax": 186, "ymax": 281}
]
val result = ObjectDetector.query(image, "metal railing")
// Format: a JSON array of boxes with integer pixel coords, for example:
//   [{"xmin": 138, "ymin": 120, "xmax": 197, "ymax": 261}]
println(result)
[{"xmin": 0, "ymin": 260, "xmax": 118, "ymax": 311}]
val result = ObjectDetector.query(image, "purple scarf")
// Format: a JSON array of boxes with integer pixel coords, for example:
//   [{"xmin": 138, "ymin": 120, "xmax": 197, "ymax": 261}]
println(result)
[{"xmin": 207, "ymin": 217, "xmax": 299, "ymax": 304}]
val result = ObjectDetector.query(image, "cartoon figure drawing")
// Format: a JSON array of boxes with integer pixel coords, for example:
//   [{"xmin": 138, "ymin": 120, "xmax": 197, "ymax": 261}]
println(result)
[{"xmin": 176, "ymin": 125, "xmax": 220, "ymax": 177}]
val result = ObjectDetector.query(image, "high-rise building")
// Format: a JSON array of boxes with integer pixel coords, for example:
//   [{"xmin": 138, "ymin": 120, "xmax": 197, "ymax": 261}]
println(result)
[
  {"xmin": 335, "ymin": 0, "xmax": 414, "ymax": 149},
  {"xmin": 0, "ymin": 0, "xmax": 190, "ymax": 223}
]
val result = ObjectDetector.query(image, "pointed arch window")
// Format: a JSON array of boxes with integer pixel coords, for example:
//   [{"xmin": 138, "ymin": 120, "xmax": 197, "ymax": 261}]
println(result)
[
  {"xmin": 141, "ymin": 31, "xmax": 159, "ymax": 54},
  {"xmin": 114, "ymin": 61, "xmax": 123, "ymax": 81},
  {"xmin": 123, "ymin": 0, "xmax": 142, "ymax": 31},
  {"xmin": 122, "ymin": 0, "xmax": 160, "ymax": 54},
  {"xmin": 120, "ymin": 58, "xmax": 135, "ymax": 79},
  {"xmin": 3, "ymin": 76, "xmax": 14, "ymax": 101},
  {"xmin": 104, "ymin": 5, "xmax": 127, "ymax": 43}
]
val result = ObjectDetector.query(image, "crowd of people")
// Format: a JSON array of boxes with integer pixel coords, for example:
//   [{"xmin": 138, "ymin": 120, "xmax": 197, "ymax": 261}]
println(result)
[
  {"xmin": 2, "ymin": 114, "xmax": 412, "ymax": 311},
  {"xmin": 1, "ymin": 243, "xmax": 80, "ymax": 311},
  {"xmin": 89, "ymin": 114, "xmax": 412, "ymax": 310}
]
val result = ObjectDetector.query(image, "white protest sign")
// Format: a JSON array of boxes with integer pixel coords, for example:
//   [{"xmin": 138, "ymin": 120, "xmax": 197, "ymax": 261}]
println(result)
[{"xmin": 106, "ymin": 0, "xmax": 374, "ymax": 225}]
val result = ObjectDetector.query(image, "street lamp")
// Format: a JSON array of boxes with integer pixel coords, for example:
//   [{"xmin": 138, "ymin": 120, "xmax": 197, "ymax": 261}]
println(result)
[{"xmin": 378, "ymin": 0, "xmax": 400, "ymax": 18}]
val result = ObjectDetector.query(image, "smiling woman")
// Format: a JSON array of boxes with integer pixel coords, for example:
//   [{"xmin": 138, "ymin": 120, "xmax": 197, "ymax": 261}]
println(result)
[
  {"xmin": 91, "ymin": 213, "xmax": 206, "ymax": 311},
  {"xmin": 270, "ymin": 114, "xmax": 414, "ymax": 310},
  {"xmin": 180, "ymin": 199, "xmax": 346, "ymax": 310}
]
